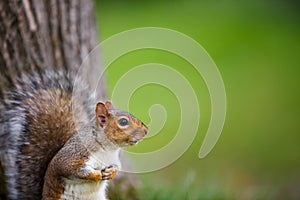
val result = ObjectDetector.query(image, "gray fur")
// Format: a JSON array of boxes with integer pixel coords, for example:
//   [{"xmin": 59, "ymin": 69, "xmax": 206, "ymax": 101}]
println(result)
[{"xmin": 0, "ymin": 70, "xmax": 95, "ymax": 199}]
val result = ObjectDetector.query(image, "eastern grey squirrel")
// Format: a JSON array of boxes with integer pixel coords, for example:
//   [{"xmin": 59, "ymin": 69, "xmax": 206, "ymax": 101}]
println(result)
[{"xmin": 0, "ymin": 70, "xmax": 148, "ymax": 200}]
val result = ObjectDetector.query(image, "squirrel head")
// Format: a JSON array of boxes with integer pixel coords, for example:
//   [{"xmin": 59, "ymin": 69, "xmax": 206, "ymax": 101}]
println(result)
[{"xmin": 95, "ymin": 100, "xmax": 148, "ymax": 146}]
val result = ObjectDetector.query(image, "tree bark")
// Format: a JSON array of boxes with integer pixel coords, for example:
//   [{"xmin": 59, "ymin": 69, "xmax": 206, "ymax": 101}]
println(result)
[
  {"xmin": 0, "ymin": 0, "xmax": 138, "ymax": 199},
  {"xmin": 0, "ymin": 0, "xmax": 106, "ymax": 95}
]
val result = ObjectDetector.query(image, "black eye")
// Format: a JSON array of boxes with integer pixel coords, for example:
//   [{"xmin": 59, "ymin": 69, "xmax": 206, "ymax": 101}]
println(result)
[{"xmin": 118, "ymin": 118, "xmax": 129, "ymax": 126}]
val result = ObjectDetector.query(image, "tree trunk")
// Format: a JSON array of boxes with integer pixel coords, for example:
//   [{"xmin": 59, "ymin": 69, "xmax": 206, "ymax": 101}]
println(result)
[
  {"xmin": 0, "ymin": 0, "xmax": 138, "ymax": 199},
  {"xmin": 0, "ymin": 0, "xmax": 105, "ymax": 94}
]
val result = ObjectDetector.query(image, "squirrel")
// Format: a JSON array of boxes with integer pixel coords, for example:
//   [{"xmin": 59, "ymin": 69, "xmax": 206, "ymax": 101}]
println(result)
[{"xmin": 0, "ymin": 70, "xmax": 148, "ymax": 200}]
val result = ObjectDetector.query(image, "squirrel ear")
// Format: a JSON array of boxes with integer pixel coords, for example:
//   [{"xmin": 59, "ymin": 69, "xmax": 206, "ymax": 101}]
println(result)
[
  {"xmin": 95, "ymin": 102, "xmax": 109, "ymax": 128},
  {"xmin": 105, "ymin": 100, "xmax": 114, "ymax": 110}
]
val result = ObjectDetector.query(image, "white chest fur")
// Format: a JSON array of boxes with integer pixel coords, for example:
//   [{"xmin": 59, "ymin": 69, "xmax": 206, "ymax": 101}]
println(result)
[{"xmin": 61, "ymin": 149, "xmax": 121, "ymax": 200}]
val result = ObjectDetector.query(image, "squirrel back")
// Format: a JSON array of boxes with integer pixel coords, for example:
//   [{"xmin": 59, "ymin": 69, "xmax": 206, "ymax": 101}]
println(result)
[{"xmin": 0, "ymin": 70, "xmax": 94, "ymax": 199}]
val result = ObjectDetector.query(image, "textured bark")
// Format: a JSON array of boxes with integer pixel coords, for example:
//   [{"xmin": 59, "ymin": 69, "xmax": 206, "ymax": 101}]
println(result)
[
  {"xmin": 0, "ymin": 0, "xmax": 138, "ymax": 199},
  {"xmin": 0, "ymin": 0, "xmax": 106, "ymax": 97}
]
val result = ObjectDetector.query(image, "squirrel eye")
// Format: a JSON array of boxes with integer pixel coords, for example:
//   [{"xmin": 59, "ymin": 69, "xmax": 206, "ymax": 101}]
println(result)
[{"xmin": 118, "ymin": 118, "xmax": 129, "ymax": 126}]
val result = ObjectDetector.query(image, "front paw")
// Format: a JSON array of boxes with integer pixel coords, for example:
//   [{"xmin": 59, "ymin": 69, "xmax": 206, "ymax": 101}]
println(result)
[{"xmin": 101, "ymin": 165, "xmax": 119, "ymax": 180}]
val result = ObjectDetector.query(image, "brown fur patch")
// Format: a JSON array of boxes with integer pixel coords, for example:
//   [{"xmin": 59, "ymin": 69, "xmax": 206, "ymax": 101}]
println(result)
[{"xmin": 103, "ymin": 109, "xmax": 148, "ymax": 146}]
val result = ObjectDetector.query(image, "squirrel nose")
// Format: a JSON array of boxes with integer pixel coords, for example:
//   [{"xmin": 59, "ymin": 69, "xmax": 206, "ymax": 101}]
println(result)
[
  {"xmin": 143, "ymin": 126, "xmax": 148, "ymax": 135},
  {"xmin": 141, "ymin": 122, "xmax": 148, "ymax": 135}
]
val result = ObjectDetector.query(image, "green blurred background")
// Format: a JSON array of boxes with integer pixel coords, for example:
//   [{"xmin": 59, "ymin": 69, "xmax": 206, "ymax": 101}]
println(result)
[{"xmin": 94, "ymin": 0, "xmax": 300, "ymax": 199}]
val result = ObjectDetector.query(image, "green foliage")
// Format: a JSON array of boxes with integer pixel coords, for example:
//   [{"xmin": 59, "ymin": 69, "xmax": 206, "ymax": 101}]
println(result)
[{"xmin": 95, "ymin": 0, "xmax": 300, "ymax": 199}]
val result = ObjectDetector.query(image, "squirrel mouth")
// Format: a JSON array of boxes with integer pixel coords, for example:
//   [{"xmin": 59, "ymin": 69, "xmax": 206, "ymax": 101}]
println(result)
[
  {"xmin": 129, "ymin": 130, "xmax": 147, "ymax": 145},
  {"xmin": 129, "ymin": 140, "xmax": 139, "ymax": 145}
]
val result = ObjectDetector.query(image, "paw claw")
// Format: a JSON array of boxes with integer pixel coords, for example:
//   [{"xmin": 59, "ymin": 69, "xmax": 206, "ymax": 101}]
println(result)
[{"xmin": 101, "ymin": 165, "xmax": 118, "ymax": 180}]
